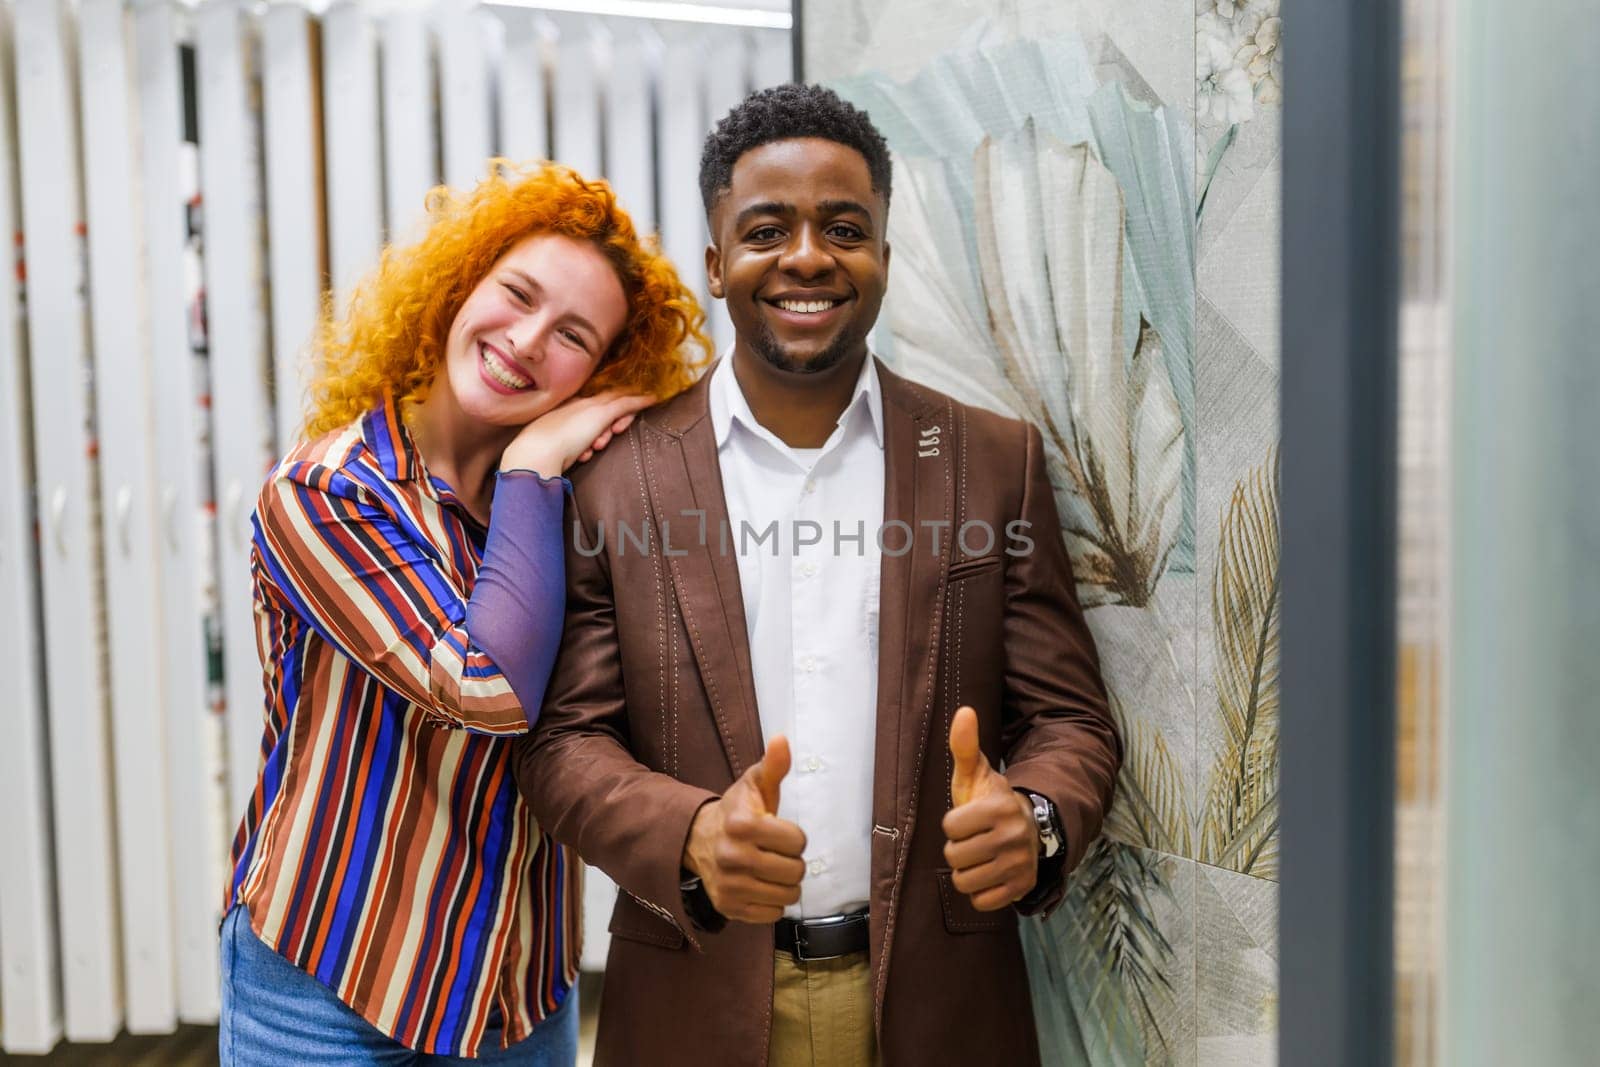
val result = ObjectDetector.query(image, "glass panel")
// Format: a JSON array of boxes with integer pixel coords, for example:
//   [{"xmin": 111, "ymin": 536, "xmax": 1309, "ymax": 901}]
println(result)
[
  {"xmin": 1394, "ymin": 0, "xmax": 1452, "ymax": 1062},
  {"xmin": 1443, "ymin": 0, "xmax": 1600, "ymax": 1063}
]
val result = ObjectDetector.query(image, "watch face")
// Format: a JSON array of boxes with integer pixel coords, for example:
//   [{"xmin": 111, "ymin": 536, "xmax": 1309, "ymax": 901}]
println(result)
[{"xmin": 1030, "ymin": 793, "xmax": 1061, "ymax": 857}]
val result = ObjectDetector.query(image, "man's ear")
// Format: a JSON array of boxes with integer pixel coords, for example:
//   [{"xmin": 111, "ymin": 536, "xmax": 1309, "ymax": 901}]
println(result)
[
  {"xmin": 882, "ymin": 239, "xmax": 891, "ymax": 277},
  {"xmin": 705, "ymin": 242, "xmax": 725, "ymax": 300}
]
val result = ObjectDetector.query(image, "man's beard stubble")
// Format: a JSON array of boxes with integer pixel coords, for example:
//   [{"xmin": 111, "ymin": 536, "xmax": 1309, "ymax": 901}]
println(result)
[{"xmin": 750, "ymin": 318, "xmax": 860, "ymax": 375}]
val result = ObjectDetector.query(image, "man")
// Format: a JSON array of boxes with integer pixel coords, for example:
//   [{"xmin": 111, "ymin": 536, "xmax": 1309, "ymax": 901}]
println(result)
[{"xmin": 516, "ymin": 85, "xmax": 1121, "ymax": 1065}]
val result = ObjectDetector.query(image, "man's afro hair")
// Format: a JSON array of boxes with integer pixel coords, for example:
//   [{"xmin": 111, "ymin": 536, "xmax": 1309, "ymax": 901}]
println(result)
[{"xmin": 698, "ymin": 84, "xmax": 892, "ymax": 215}]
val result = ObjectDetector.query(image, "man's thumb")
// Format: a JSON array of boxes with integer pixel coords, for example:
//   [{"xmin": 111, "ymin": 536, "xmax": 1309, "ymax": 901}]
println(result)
[
  {"xmin": 949, "ymin": 706, "xmax": 985, "ymax": 808},
  {"xmin": 752, "ymin": 734, "xmax": 791, "ymax": 814}
]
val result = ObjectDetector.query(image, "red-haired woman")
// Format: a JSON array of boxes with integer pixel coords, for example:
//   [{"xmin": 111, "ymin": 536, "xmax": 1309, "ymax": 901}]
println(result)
[{"xmin": 219, "ymin": 163, "xmax": 709, "ymax": 1065}]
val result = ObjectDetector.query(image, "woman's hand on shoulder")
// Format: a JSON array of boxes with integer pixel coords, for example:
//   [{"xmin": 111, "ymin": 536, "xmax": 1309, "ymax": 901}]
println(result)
[{"xmin": 498, "ymin": 390, "xmax": 654, "ymax": 477}]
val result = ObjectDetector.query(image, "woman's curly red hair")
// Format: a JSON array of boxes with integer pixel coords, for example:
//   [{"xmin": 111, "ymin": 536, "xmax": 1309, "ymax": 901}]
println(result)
[{"xmin": 303, "ymin": 161, "xmax": 712, "ymax": 439}]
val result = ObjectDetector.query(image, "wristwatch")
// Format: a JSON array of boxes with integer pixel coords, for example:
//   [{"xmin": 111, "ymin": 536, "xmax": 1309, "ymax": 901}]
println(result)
[
  {"xmin": 1022, "ymin": 791, "xmax": 1064, "ymax": 859},
  {"xmin": 679, "ymin": 869, "xmax": 726, "ymax": 933}
]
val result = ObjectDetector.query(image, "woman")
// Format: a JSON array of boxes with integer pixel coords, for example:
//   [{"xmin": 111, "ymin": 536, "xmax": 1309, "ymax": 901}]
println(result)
[{"xmin": 220, "ymin": 163, "xmax": 709, "ymax": 1064}]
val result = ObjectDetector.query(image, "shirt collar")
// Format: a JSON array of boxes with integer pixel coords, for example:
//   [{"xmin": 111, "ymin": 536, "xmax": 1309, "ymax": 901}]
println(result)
[
  {"xmin": 709, "ymin": 348, "xmax": 885, "ymax": 453},
  {"xmin": 360, "ymin": 393, "xmax": 421, "ymax": 481},
  {"xmin": 357, "ymin": 397, "xmax": 495, "ymax": 530}
]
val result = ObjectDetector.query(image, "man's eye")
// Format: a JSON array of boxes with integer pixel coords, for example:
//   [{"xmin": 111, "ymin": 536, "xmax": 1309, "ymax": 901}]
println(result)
[
  {"xmin": 830, "ymin": 225, "xmax": 864, "ymax": 240},
  {"xmin": 748, "ymin": 226, "xmax": 783, "ymax": 242}
]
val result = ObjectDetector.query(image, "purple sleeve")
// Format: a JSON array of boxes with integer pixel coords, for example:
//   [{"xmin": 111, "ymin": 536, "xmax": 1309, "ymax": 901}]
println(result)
[{"xmin": 465, "ymin": 469, "xmax": 570, "ymax": 728}]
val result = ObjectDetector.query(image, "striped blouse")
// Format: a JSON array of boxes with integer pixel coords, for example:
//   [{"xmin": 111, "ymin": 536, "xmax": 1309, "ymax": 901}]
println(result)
[{"xmin": 225, "ymin": 400, "xmax": 580, "ymax": 1058}]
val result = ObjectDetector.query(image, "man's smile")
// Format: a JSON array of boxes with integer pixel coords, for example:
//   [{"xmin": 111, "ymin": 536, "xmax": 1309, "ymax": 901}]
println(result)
[{"xmin": 763, "ymin": 292, "xmax": 852, "ymax": 328}]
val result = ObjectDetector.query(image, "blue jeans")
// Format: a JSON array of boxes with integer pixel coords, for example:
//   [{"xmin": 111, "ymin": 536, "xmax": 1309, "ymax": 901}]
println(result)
[{"xmin": 219, "ymin": 905, "xmax": 578, "ymax": 1065}]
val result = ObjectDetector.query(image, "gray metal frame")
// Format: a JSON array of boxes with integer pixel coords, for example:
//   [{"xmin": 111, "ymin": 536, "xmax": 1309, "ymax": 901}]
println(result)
[
  {"xmin": 791, "ymin": 0, "xmax": 803, "ymax": 81},
  {"xmin": 1280, "ymin": 0, "xmax": 1401, "ymax": 1063}
]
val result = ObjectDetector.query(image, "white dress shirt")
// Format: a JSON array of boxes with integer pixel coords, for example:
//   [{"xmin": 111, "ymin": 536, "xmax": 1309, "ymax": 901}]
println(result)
[{"xmin": 709, "ymin": 353, "xmax": 885, "ymax": 919}]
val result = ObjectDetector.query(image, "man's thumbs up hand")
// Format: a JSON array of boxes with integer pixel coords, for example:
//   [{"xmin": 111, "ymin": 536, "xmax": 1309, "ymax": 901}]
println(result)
[
  {"xmin": 751, "ymin": 733, "xmax": 790, "ymax": 815},
  {"xmin": 681, "ymin": 736, "xmax": 807, "ymax": 924},
  {"xmin": 950, "ymin": 705, "xmax": 1000, "ymax": 807},
  {"xmin": 942, "ymin": 707, "xmax": 1042, "ymax": 912}
]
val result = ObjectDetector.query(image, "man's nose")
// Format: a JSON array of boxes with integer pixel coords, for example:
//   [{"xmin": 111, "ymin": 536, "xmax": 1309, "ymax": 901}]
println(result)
[{"xmin": 779, "ymin": 226, "xmax": 833, "ymax": 278}]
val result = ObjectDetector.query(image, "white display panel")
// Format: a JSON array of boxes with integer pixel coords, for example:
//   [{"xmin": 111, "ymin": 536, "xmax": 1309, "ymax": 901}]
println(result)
[
  {"xmin": 495, "ymin": 12, "xmax": 550, "ymax": 166},
  {"xmin": 380, "ymin": 5, "xmax": 437, "ymax": 244},
  {"xmin": 195, "ymin": 0, "xmax": 279, "ymax": 828},
  {"xmin": 657, "ymin": 26, "xmax": 711, "ymax": 317},
  {"xmin": 12, "ymin": 0, "xmax": 122, "ymax": 1039},
  {"xmin": 0, "ymin": 3, "xmax": 62, "ymax": 1054},
  {"xmin": 0, "ymin": 0, "xmax": 797, "ymax": 1026},
  {"xmin": 322, "ymin": 1, "xmax": 385, "ymax": 308},
  {"xmin": 131, "ymin": 0, "xmax": 225, "ymax": 1023},
  {"xmin": 436, "ymin": 0, "xmax": 500, "ymax": 192},
  {"xmin": 603, "ymin": 22, "xmax": 656, "ymax": 233},
  {"xmin": 78, "ymin": 0, "xmax": 177, "ymax": 1034},
  {"xmin": 550, "ymin": 17, "xmax": 602, "ymax": 179},
  {"xmin": 261, "ymin": 2, "xmax": 324, "ymax": 446},
  {"xmin": 701, "ymin": 29, "xmax": 750, "ymax": 354},
  {"xmin": 752, "ymin": 27, "xmax": 791, "ymax": 89}
]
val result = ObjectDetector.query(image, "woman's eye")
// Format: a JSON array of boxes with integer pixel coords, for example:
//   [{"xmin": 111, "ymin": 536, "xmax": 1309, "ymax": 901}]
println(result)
[
  {"xmin": 504, "ymin": 284, "xmax": 530, "ymax": 305},
  {"xmin": 561, "ymin": 329, "xmax": 586, "ymax": 350}
]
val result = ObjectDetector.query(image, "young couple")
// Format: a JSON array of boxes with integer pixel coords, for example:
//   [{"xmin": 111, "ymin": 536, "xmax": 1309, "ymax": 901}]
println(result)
[{"xmin": 221, "ymin": 85, "xmax": 1121, "ymax": 1067}]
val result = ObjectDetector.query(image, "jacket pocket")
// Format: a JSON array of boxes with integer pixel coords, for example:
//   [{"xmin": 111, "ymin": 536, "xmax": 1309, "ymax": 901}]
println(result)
[
  {"xmin": 935, "ymin": 869, "xmax": 1011, "ymax": 934},
  {"xmin": 947, "ymin": 553, "xmax": 1003, "ymax": 583},
  {"xmin": 607, "ymin": 889, "xmax": 686, "ymax": 950}
]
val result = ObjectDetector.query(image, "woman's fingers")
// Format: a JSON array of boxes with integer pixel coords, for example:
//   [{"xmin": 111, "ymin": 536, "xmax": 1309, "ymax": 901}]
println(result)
[
  {"xmin": 595, "ymin": 391, "xmax": 654, "ymax": 422},
  {"xmin": 503, "ymin": 391, "xmax": 653, "ymax": 475}
]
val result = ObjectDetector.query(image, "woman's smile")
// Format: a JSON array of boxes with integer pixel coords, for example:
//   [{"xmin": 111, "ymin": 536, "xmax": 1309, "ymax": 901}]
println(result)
[{"xmin": 477, "ymin": 341, "xmax": 536, "ymax": 394}]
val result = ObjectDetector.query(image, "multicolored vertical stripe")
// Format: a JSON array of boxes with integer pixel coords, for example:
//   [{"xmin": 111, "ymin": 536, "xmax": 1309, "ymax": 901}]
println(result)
[{"xmin": 226, "ymin": 401, "xmax": 580, "ymax": 1057}]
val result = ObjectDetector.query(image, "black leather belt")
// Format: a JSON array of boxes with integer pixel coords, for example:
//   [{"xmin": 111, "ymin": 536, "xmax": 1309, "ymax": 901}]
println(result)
[{"xmin": 775, "ymin": 909, "xmax": 869, "ymax": 962}]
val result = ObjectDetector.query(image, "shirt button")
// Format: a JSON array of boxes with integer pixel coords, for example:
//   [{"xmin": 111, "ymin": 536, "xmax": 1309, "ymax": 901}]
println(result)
[
  {"xmin": 800, "ymin": 657, "xmax": 817, "ymax": 673},
  {"xmin": 804, "ymin": 756, "xmax": 823, "ymax": 773},
  {"xmin": 799, "ymin": 561, "xmax": 818, "ymax": 578},
  {"xmin": 803, "ymin": 480, "xmax": 816, "ymax": 495},
  {"xmin": 808, "ymin": 859, "xmax": 826, "ymax": 876}
]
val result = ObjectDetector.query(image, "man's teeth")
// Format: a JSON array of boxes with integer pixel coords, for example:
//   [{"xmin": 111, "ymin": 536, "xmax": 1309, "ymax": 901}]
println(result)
[
  {"xmin": 776, "ymin": 299, "xmax": 840, "ymax": 314},
  {"xmin": 481, "ymin": 345, "xmax": 532, "ymax": 390}
]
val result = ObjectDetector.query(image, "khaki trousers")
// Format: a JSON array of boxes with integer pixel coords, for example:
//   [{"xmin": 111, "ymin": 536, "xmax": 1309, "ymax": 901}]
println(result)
[{"xmin": 767, "ymin": 950, "xmax": 881, "ymax": 1067}]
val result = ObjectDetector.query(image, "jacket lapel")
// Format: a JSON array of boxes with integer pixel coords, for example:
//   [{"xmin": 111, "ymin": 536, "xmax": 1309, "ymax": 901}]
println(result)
[
  {"xmin": 639, "ymin": 376, "xmax": 765, "ymax": 780},
  {"xmin": 869, "ymin": 363, "xmax": 954, "ymax": 994}
]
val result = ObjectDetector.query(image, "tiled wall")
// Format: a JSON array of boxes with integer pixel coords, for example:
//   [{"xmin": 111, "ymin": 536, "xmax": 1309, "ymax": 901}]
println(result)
[{"xmin": 805, "ymin": 2, "xmax": 1282, "ymax": 1062}]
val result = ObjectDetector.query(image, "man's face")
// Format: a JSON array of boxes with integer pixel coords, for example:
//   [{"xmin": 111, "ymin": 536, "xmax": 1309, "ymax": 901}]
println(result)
[{"xmin": 706, "ymin": 138, "xmax": 889, "ymax": 375}]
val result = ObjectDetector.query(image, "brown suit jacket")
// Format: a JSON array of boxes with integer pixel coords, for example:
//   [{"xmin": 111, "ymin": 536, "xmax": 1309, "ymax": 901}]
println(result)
[{"xmin": 515, "ymin": 361, "xmax": 1120, "ymax": 1066}]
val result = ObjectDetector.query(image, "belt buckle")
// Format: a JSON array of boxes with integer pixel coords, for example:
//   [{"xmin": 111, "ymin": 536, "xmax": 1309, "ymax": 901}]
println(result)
[{"xmin": 790, "ymin": 912, "xmax": 858, "ymax": 963}]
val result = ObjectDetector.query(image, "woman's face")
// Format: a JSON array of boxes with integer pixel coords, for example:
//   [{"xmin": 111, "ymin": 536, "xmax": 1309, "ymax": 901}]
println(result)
[{"xmin": 440, "ymin": 232, "xmax": 629, "ymax": 429}]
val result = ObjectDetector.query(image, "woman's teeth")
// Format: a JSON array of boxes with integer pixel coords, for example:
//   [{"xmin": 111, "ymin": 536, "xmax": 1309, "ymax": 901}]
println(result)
[
  {"xmin": 776, "ymin": 299, "xmax": 840, "ymax": 314},
  {"xmin": 481, "ymin": 344, "xmax": 533, "ymax": 390}
]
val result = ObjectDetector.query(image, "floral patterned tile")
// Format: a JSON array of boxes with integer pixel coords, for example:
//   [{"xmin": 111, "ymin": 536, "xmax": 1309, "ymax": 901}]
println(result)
[
  {"xmin": 1195, "ymin": 0, "xmax": 1283, "ymax": 258},
  {"xmin": 1192, "ymin": 295, "xmax": 1279, "ymax": 882},
  {"xmin": 1199, "ymin": 1034, "xmax": 1276, "ymax": 1065},
  {"xmin": 1024, "ymin": 842, "xmax": 1197, "ymax": 1067},
  {"xmin": 1195, "ymin": 863, "xmax": 1277, "ymax": 1065},
  {"xmin": 1199, "ymin": 153, "xmax": 1282, "ymax": 369},
  {"xmin": 1080, "ymin": 0, "xmax": 1197, "ymax": 122},
  {"xmin": 1194, "ymin": 10, "xmax": 1280, "ymax": 883},
  {"xmin": 1094, "ymin": 577, "xmax": 1200, "ymax": 864}
]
